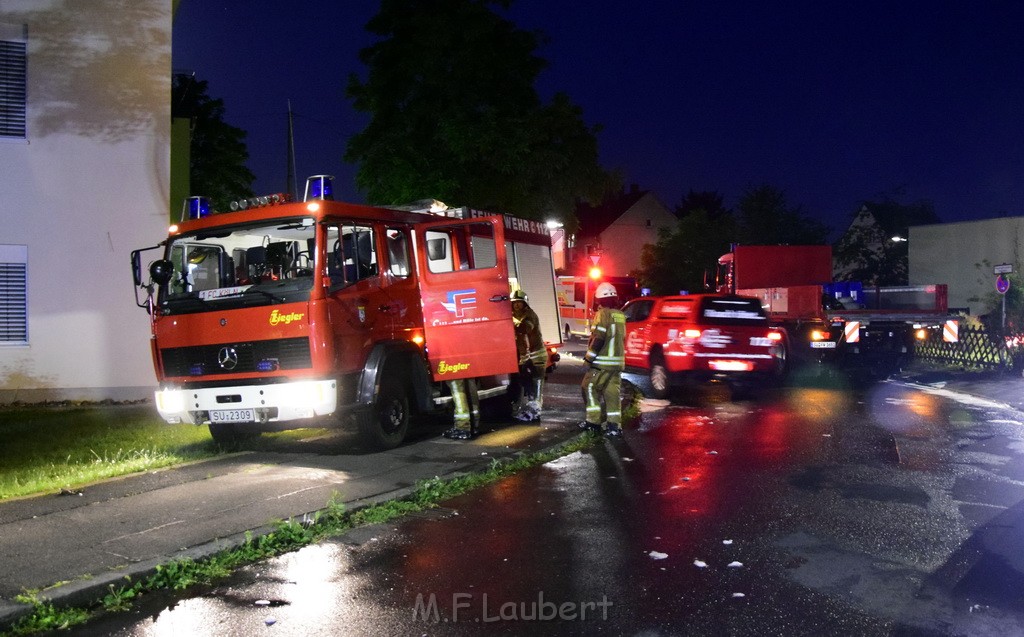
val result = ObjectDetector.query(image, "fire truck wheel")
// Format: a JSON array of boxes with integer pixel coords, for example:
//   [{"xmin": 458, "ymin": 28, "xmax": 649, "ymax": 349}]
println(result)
[
  {"xmin": 649, "ymin": 353, "xmax": 670, "ymax": 400},
  {"xmin": 360, "ymin": 378, "xmax": 410, "ymax": 450},
  {"xmin": 208, "ymin": 422, "xmax": 259, "ymax": 447},
  {"xmin": 563, "ymin": 324, "xmax": 573, "ymax": 342}
]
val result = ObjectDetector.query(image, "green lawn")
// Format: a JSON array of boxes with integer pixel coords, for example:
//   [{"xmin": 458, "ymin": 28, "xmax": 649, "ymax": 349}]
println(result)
[{"xmin": 0, "ymin": 405, "xmax": 323, "ymax": 501}]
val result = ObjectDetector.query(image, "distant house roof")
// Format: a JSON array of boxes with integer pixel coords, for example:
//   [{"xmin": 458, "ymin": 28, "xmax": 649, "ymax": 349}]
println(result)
[
  {"xmin": 852, "ymin": 202, "xmax": 941, "ymax": 238},
  {"xmin": 575, "ymin": 185, "xmax": 649, "ymax": 237}
]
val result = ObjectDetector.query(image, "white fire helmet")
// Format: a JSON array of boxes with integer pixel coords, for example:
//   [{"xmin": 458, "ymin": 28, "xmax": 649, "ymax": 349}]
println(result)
[{"xmin": 595, "ymin": 282, "xmax": 618, "ymax": 299}]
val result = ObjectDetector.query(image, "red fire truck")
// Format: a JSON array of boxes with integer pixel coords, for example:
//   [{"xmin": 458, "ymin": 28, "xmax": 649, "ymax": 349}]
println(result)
[{"xmin": 131, "ymin": 176, "xmax": 560, "ymax": 449}]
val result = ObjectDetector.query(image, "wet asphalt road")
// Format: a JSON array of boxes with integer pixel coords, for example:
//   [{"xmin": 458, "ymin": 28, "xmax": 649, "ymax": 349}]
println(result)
[{"xmin": 73, "ymin": 364, "xmax": 1024, "ymax": 636}]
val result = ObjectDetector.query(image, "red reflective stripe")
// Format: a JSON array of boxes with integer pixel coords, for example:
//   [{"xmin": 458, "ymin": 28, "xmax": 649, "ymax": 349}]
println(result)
[
  {"xmin": 943, "ymin": 320, "xmax": 959, "ymax": 342},
  {"xmin": 844, "ymin": 321, "xmax": 860, "ymax": 343}
]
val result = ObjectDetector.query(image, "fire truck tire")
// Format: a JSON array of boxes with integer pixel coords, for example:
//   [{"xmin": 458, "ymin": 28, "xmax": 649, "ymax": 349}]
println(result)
[
  {"xmin": 564, "ymin": 324, "xmax": 573, "ymax": 342},
  {"xmin": 208, "ymin": 422, "xmax": 259, "ymax": 447},
  {"xmin": 649, "ymin": 352, "xmax": 670, "ymax": 400},
  {"xmin": 359, "ymin": 377, "xmax": 410, "ymax": 450}
]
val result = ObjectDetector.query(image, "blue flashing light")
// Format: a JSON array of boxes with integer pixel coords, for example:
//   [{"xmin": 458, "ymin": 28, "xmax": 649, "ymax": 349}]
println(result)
[
  {"xmin": 304, "ymin": 175, "xmax": 335, "ymax": 202},
  {"xmin": 189, "ymin": 363, "xmax": 205, "ymax": 376},
  {"xmin": 256, "ymin": 359, "xmax": 280, "ymax": 372},
  {"xmin": 184, "ymin": 196, "xmax": 211, "ymax": 221}
]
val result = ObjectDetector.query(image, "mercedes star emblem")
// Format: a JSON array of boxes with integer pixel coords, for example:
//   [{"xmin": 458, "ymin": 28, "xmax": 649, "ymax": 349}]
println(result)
[{"xmin": 217, "ymin": 346, "xmax": 239, "ymax": 370}]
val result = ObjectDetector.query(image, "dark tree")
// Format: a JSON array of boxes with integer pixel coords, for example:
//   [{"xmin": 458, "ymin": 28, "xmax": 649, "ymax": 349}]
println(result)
[
  {"xmin": 172, "ymin": 74, "xmax": 254, "ymax": 211},
  {"xmin": 634, "ymin": 204, "xmax": 737, "ymax": 296},
  {"xmin": 345, "ymin": 0, "xmax": 611, "ymax": 221},
  {"xmin": 676, "ymin": 189, "xmax": 729, "ymax": 220},
  {"xmin": 735, "ymin": 184, "xmax": 830, "ymax": 245},
  {"xmin": 833, "ymin": 199, "xmax": 939, "ymax": 285}
]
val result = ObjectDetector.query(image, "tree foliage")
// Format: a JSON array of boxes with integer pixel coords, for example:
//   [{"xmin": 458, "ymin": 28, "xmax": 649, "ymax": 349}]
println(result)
[
  {"xmin": 971, "ymin": 247, "xmax": 1024, "ymax": 339},
  {"xmin": 635, "ymin": 208, "xmax": 735, "ymax": 295},
  {"xmin": 734, "ymin": 185, "xmax": 830, "ymax": 245},
  {"xmin": 172, "ymin": 74, "xmax": 254, "ymax": 211},
  {"xmin": 345, "ymin": 0, "xmax": 612, "ymax": 221},
  {"xmin": 633, "ymin": 186, "xmax": 830, "ymax": 295},
  {"xmin": 833, "ymin": 199, "xmax": 939, "ymax": 285}
]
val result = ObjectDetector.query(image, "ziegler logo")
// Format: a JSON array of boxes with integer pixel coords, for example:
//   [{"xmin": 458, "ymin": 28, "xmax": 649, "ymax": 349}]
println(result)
[
  {"xmin": 269, "ymin": 310, "xmax": 304, "ymax": 326},
  {"xmin": 437, "ymin": 360, "xmax": 470, "ymax": 375}
]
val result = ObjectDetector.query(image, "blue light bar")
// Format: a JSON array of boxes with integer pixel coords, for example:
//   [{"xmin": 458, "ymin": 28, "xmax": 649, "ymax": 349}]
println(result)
[
  {"xmin": 304, "ymin": 175, "xmax": 335, "ymax": 202},
  {"xmin": 183, "ymin": 196, "xmax": 211, "ymax": 221},
  {"xmin": 189, "ymin": 363, "xmax": 205, "ymax": 376},
  {"xmin": 256, "ymin": 359, "xmax": 280, "ymax": 372}
]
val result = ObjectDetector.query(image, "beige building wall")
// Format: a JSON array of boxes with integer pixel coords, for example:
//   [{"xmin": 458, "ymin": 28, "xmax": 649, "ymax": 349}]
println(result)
[
  {"xmin": 596, "ymin": 193, "xmax": 676, "ymax": 277},
  {"xmin": 909, "ymin": 217, "xmax": 1024, "ymax": 316},
  {"xmin": 0, "ymin": 1, "xmax": 171, "ymax": 402}
]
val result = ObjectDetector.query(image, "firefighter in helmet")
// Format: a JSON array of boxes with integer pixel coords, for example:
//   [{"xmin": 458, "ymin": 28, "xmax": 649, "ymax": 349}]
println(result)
[
  {"xmin": 580, "ymin": 282, "xmax": 626, "ymax": 437},
  {"xmin": 443, "ymin": 377, "xmax": 480, "ymax": 440},
  {"xmin": 510, "ymin": 288, "xmax": 546, "ymax": 422}
]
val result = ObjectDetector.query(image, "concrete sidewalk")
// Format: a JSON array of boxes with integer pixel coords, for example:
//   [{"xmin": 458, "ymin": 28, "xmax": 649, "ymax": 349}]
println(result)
[{"xmin": 0, "ymin": 365, "xmax": 591, "ymax": 630}]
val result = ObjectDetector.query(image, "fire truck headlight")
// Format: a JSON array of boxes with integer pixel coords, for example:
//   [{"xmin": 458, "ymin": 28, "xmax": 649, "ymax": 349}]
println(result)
[
  {"xmin": 280, "ymin": 382, "xmax": 327, "ymax": 408},
  {"xmin": 915, "ymin": 328, "xmax": 928, "ymax": 340},
  {"xmin": 155, "ymin": 389, "xmax": 185, "ymax": 414}
]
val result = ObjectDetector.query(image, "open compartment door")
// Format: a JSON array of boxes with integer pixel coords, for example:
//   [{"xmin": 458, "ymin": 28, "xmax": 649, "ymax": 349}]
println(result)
[{"xmin": 414, "ymin": 215, "xmax": 518, "ymax": 381}]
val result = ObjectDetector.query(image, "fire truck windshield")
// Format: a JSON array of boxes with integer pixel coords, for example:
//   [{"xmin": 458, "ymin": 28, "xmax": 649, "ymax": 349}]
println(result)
[{"xmin": 156, "ymin": 219, "xmax": 316, "ymax": 314}]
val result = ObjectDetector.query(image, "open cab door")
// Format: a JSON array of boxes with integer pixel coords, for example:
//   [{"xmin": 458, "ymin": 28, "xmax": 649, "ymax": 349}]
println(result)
[{"xmin": 414, "ymin": 215, "xmax": 518, "ymax": 381}]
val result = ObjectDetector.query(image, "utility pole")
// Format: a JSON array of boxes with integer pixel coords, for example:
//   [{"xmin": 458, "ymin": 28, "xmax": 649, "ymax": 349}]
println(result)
[{"xmin": 285, "ymin": 100, "xmax": 298, "ymax": 200}]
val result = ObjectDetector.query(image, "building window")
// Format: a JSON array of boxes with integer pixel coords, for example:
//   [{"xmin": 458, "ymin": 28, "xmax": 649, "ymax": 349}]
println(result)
[
  {"xmin": 0, "ymin": 245, "xmax": 27, "ymax": 343},
  {"xmin": 0, "ymin": 24, "xmax": 27, "ymax": 139}
]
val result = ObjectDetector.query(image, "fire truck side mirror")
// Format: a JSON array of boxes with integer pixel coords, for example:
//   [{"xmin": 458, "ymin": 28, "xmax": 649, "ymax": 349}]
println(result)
[
  {"xmin": 150, "ymin": 259, "xmax": 174, "ymax": 286},
  {"xmin": 131, "ymin": 250, "xmax": 144, "ymax": 287}
]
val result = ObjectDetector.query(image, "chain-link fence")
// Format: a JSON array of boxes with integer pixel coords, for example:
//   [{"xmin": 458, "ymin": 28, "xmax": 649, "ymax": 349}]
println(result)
[{"xmin": 914, "ymin": 324, "xmax": 1019, "ymax": 371}]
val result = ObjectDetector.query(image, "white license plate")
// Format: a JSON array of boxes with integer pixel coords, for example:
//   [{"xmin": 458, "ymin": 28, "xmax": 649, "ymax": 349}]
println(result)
[
  {"xmin": 210, "ymin": 408, "xmax": 255, "ymax": 423},
  {"xmin": 810, "ymin": 341, "xmax": 837, "ymax": 349}
]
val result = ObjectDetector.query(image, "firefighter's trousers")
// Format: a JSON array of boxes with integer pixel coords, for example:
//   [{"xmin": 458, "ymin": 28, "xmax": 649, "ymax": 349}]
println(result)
[
  {"xmin": 581, "ymin": 367, "xmax": 621, "ymax": 427},
  {"xmin": 525, "ymin": 347, "xmax": 547, "ymax": 408},
  {"xmin": 449, "ymin": 378, "xmax": 480, "ymax": 431}
]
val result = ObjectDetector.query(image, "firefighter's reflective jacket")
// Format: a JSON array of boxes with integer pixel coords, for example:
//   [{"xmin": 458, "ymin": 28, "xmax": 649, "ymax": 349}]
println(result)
[{"xmin": 584, "ymin": 307, "xmax": 626, "ymax": 370}]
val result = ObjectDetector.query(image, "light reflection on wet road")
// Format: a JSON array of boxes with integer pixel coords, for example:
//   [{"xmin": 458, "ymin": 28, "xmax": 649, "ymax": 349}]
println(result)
[{"xmin": 81, "ymin": 378, "xmax": 1024, "ymax": 636}]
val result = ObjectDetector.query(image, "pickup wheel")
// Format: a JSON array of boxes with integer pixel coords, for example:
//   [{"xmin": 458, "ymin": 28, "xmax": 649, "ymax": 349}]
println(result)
[
  {"xmin": 649, "ymin": 353, "xmax": 670, "ymax": 400},
  {"xmin": 359, "ymin": 376, "xmax": 410, "ymax": 450}
]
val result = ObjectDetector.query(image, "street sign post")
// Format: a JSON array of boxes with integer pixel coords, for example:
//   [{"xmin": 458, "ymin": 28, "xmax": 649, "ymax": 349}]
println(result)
[{"xmin": 995, "ymin": 271, "xmax": 1011, "ymax": 336}]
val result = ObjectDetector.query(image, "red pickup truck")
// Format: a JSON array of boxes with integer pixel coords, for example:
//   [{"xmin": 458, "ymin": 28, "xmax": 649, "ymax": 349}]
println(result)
[{"xmin": 621, "ymin": 294, "xmax": 785, "ymax": 399}]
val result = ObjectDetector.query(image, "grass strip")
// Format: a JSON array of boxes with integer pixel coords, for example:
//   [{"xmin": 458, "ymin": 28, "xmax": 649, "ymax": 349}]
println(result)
[
  {"xmin": 0, "ymin": 406, "xmax": 324, "ymax": 500},
  {"xmin": 2, "ymin": 433, "xmax": 599, "ymax": 636}
]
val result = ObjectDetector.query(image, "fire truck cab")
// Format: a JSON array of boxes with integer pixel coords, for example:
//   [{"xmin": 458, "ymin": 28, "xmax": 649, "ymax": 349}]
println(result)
[{"xmin": 131, "ymin": 177, "xmax": 559, "ymax": 449}]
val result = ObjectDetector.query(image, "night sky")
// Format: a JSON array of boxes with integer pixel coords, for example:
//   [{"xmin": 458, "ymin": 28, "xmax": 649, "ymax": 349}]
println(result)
[{"xmin": 173, "ymin": 1, "xmax": 1024, "ymax": 234}]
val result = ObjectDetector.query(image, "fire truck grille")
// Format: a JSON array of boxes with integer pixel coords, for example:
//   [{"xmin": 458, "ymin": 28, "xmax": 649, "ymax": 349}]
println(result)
[{"xmin": 160, "ymin": 337, "xmax": 312, "ymax": 377}]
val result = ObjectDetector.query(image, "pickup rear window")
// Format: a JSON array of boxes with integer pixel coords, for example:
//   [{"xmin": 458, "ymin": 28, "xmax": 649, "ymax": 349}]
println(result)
[{"xmin": 699, "ymin": 298, "xmax": 767, "ymax": 325}]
